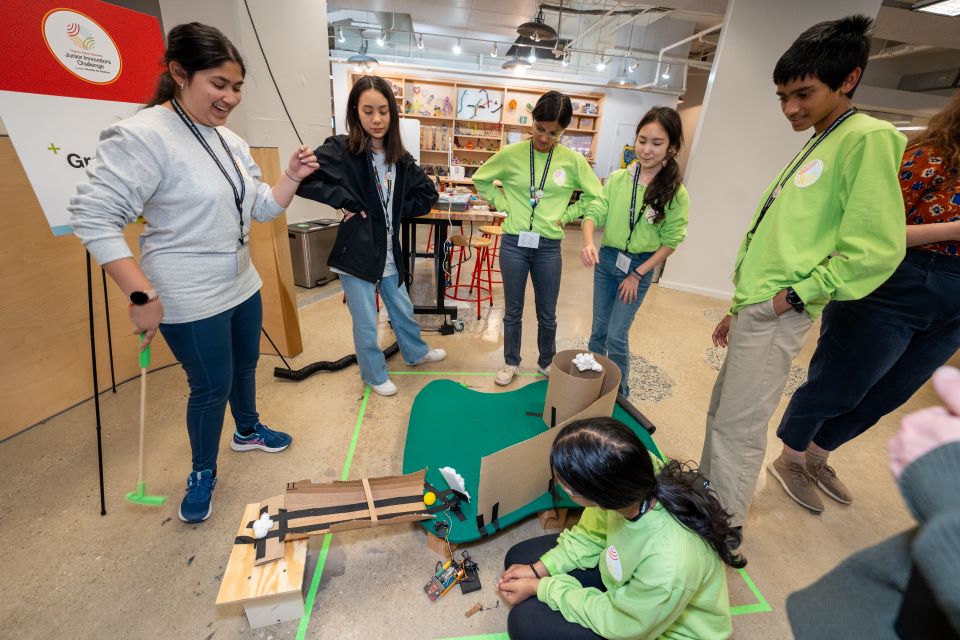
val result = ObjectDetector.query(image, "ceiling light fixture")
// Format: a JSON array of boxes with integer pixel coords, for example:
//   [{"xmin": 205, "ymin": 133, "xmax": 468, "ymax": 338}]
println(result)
[
  {"xmin": 502, "ymin": 52, "xmax": 531, "ymax": 75},
  {"xmin": 628, "ymin": 59, "xmax": 637, "ymax": 73},
  {"xmin": 416, "ymin": 33, "xmax": 424, "ymax": 49},
  {"xmin": 376, "ymin": 31, "xmax": 386, "ymax": 47},
  {"xmin": 490, "ymin": 42, "xmax": 498, "ymax": 58},
  {"xmin": 347, "ymin": 40, "xmax": 378, "ymax": 72},
  {"xmin": 609, "ymin": 73, "xmax": 637, "ymax": 87},
  {"xmin": 661, "ymin": 64, "xmax": 671, "ymax": 80},
  {"xmin": 452, "ymin": 38, "xmax": 462, "ymax": 55},
  {"xmin": 528, "ymin": 47, "xmax": 537, "ymax": 64},
  {"xmin": 595, "ymin": 56, "xmax": 607, "ymax": 72},
  {"xmin": 561, "ymin": 52, "xmax": 570, "ymax": 67},
  {"xmin": 517, "ymin": 6, "xmax": 558, "ymax": 42},
  {"xmin": 337, "ymin": 26, "xmax": 345, "ymax": 44},
  {"xmin": 912, "ymin": 0, "xmax": 960, "ymax": 16}
]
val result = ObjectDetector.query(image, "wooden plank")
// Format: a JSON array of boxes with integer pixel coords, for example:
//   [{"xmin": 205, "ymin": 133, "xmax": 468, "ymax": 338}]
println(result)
[
  {"xmin": 248, "ymin": 147, "xmax": 302, "ymax": 357},
  {"xmin": 216, "ymin": 502, "xmax": 307, "ymax": 606}
]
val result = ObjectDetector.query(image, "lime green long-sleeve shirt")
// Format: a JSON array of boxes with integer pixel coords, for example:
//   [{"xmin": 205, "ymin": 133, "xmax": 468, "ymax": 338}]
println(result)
[
  {"xmin": 731, "ymin": 114, "xmax": 906, "ymax": 318},
  {"xmin": 472, "ymin": 140, "xmax": 602, "ymax": 240},
  {"xmin": 538, "ymin": 505, "xmax": 732, "ymax": 640},
  {"xmin": 584, "ymin": 165, "xmax": 690, "ymax": 253}
]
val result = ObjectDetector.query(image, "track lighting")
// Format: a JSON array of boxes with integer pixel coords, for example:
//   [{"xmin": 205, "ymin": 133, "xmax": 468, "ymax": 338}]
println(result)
[
  {"xmin": 595, "ymin": 56, "xmax": 606, "ymax": 72},
  {"xmin": 452, "ymin": 38, "xmax": 462, "ymax": 55},
  {"xmin": 337, "ymin": 26, "xmax": 345, "ymax": 44},
  {"xmin": 490, "ymin": 42, "xmax": 498, "ymax": 58},
  {"xmin": 416, "ymin": 33, "xmax": 424, "ymax": 49}
]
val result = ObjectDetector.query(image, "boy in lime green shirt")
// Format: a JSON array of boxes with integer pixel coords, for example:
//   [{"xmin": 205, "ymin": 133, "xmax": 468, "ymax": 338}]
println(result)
[{"xmin": 699, "ymin": 15, "xmax": 906, "ymax": 541}]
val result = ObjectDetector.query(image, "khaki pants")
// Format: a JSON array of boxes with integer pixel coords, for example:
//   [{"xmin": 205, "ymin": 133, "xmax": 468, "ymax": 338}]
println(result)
[{"xmin": 700, "ymin": 299, "xmax": 813, "ymax": 527}]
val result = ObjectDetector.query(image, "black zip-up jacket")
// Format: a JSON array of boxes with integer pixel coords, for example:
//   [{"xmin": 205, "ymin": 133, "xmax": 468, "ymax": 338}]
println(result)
[{"xmin": 295, "ymin": 135, "xmax": 439, "ymax": 285}]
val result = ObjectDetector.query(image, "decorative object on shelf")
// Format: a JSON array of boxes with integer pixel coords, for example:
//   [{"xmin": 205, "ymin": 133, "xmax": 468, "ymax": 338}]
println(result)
[
  {"xmin": 442, "ymin": 96, "xmax": 454, "ymax": 118},
  {"xmin": 508, "ymin": 99, "xmax": 517, "ymax": 111},
  {"xmin": 571, "ymin": 101, "xmax": 581, "ymax": 113},
  {"xmin": 583, "ymin": 102, "xmax": 598, "ymax": 115},
  {"xmin": 519, "ymin": 115, "xmax": 528, "ymax": 124},
  {"xmin": 457, "ymin": 88, "xmax": 503, "ymax": 122},
  {"xmin": 525, "ymin": 102, "xmax": 534, "ymax": 113}
]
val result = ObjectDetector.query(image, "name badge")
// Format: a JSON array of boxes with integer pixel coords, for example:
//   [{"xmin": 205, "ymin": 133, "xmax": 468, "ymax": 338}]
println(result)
[
  {"xmin": 616, "ymin": 252, "xmax": 631, "ymax": 274},
  {"xmin": 237, "ymin": 244, "xmax": 251, "ymax": 274},
  {"xmin": 518, "ymin": 231, "xmax": 541, "ymax": 249}
]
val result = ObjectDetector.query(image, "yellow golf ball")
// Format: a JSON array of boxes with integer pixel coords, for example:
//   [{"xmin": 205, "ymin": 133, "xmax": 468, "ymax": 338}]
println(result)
[{"xmin": 423, "ymin": 491, "xmax": 437, "ymax": 506}]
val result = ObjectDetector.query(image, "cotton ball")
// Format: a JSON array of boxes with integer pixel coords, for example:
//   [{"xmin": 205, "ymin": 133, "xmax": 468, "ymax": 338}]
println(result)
[
  {"xmin": 252, "ymin": 512, "xmax": 274, "ymax": 539},
  {"xmin": 572, "ymin": 352, "xmax": 603, "ymax": 373}
]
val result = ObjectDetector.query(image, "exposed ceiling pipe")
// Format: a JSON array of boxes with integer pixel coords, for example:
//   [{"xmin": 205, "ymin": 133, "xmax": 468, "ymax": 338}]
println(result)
[
  {"xmin": 654, "ymin": 22, "xmax": 722, "ymax": 88},
  {"xmin": 869, "ymin": 43, "xmax": 936, "ymax": 60}
]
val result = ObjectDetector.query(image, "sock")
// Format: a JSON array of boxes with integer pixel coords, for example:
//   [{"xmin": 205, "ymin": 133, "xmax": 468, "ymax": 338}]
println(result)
[
  {"xmin": 236, "ymin": 424, "xmax": 258, "ymax": 438},
  {"xmin": 780, "ymin": 447, "xmax": 806, "ymax": 466},
  {"xmin": 806, "ymin": 443, "xmax": 830, "ymax": 468}
]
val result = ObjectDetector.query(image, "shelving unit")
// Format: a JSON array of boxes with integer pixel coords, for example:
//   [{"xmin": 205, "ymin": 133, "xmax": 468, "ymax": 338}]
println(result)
[{"xmin": 350, "ymin": 72, "xmax": 604, "ymax": 180}]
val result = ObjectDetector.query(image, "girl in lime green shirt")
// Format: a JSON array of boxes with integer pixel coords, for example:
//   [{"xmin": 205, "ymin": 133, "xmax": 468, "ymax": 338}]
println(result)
[
  {"xmin": 581, "ymin": 107, "xmax": 689, "ymax": 397},
  {"xmin": 498, "ymin": 417, "xmax": 742, "ymax": 639}
]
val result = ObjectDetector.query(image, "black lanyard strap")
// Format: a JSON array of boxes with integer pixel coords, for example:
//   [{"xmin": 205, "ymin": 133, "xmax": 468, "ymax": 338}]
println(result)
[
  {"xmin": 528, "ymin": 142, "xmax": 554, "ymax": 230},
  {"xmin": 624, "ymin": 165, "xmax": 649, "ymax": 251},
  {"xmin": 748, "ymin": 108, "xmax": 857, "ymax": 239},
  {"xmin": 369, "ymin": 151, "xmax": 394, "ymax": 232},
  {"xmin": 171, "ymin": 98, "xmax": 247, "ymax": 247}
]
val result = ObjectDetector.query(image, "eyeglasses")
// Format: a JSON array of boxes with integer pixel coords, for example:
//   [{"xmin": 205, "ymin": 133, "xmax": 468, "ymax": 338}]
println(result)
[{"xmin": 533, "ymin": 122, "xmax": 565, "ymax": 139}]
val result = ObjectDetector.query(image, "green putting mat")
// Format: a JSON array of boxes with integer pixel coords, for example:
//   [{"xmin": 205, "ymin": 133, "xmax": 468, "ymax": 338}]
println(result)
[{"xmin": 402, "ymin": 379, "xmax": 662, "ymax": 543}]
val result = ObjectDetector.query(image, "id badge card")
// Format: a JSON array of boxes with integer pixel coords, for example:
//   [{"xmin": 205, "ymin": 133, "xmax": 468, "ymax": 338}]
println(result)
[
  {"xmin": 237, "ymin": 244, "xmax": 251, "ymax": 274},
  {"xmin": 616, "ymin": 252, "xmax": 632, "ymax": 274},
  {"xmin": 518, "ymin": 231, "xmax": 541, "ymax": 249}
]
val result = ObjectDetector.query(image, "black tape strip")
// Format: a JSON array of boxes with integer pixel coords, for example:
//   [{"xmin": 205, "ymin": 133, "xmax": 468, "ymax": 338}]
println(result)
[
  {"xmin": 234, "ymin": 512, "xmax": 424, "ymax": 546},
  {"xmin": 475, "ymin": 514, "xmax": 485, "ymax": 536},
  {"xmin": 490, "ymin": 502, "xmax": 501, "ymax": 532},
  {"xmin": 551, "ymin": 406, "xmax": 557, "ymax": 428},
  {"xmin": 245, "ymin": 494, "xmax": 424, "ymax": 529}
]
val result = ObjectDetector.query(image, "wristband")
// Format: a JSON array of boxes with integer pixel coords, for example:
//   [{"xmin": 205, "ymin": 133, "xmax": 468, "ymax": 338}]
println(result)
[
  {"xmin": 284, "ymin": 169, "xmax": 302, "ymax": 183},
  {"xmin": 529, "ymin": 563, "xmax": 541, "ymax": 579}
]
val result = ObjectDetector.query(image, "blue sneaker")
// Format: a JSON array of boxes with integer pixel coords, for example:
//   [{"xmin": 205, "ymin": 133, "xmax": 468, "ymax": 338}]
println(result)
[
  {"xmin": 231, "ymin": 423, "xmax": 292, "ymax": 453},
  {"xmin": 179, "ymin": 470, "xmax": 217, "ymax": 523}
]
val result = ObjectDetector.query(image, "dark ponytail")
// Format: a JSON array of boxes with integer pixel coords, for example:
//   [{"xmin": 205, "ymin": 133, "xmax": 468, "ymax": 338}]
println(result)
[
  {"xmin": 550, "ymin": 417, "xmax": 745, "ymax": 569},
  {"xmin": 532, "ymin": 90, "xmax": 573, "ymax": 128},
  {"xmin": 146, "ymin": 23, "xmax": 245, "ymax": 107},
  {"xmin": 636, "ymin": 106, "xmax": 684, "ymax": 223}
]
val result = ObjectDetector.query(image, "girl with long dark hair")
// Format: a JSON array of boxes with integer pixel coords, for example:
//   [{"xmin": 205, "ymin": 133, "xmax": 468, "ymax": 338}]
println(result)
[
  {"xmin": 498, "ymin": 417, "xmax": 741, "ymax": 639},
  {"xmin": 473, "ymin": 91, "xmax": 603, "ymax": 387},
  {"xmin": 581, "ymin": 107, "xmax": 689, "ymax": 397},
  {"xmin": 70, "ymin": 23, "xmax": 319, "ymax": 523},
  {"xmin": 295, "ymin": 75, "xmax": 443, "ymax": 396}
]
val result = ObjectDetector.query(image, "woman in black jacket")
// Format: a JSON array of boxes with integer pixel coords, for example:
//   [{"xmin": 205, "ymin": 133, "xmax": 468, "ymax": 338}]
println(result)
[{"xmin": 296, "ymin": 75, "xmax": 443, "ymax": 396}]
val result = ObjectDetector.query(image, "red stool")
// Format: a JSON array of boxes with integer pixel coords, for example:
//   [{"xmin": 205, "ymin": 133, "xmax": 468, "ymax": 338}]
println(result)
[
  {"xmin": 444, "ymin": 235, "xmax": 494, "ymax": 320},
  {"xmin": 478, "ymin": 224, "xmax": 503, "ymax": 285}
]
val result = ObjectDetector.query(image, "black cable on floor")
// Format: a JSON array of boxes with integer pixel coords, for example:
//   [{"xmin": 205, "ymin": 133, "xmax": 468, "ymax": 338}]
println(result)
[{"xmin": 242, "ymin": 0, "xmax": 304, "ymax": 145}]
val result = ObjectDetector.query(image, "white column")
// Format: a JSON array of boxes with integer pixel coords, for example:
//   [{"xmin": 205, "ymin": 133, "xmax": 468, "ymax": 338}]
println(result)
[
  {"xmin": 659, "ymin": 0, "xmax": 883, "ymax": 299},
  {"xmin": 158, "ymin": 0, "xmax": 334, "ymax": 223}
]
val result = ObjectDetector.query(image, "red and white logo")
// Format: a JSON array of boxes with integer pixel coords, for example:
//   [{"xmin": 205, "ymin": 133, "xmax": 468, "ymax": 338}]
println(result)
[{"xmin": 42, "ymin": 9, "xmax": 122, "ymax": 84}]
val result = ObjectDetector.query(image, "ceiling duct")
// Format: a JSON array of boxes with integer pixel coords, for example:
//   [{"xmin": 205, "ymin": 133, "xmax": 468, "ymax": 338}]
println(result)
[{"xmin": 897, "ymin": 67, "xmax": 960, "ymax": 92}]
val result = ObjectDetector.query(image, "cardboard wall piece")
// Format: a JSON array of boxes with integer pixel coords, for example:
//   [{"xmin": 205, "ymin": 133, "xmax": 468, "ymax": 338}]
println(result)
[{"xmin": 477, "ymin": 350, "xmax": 621, "ymax": 524}]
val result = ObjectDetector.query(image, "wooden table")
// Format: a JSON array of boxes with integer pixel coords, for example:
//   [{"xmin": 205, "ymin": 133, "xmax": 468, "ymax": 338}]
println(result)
[{"xmin": 401, "ymin": 208, "xmax": 503, "ymax": 318}]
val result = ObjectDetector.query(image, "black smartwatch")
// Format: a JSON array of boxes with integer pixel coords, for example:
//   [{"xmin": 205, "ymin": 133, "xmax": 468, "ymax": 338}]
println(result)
[
  {"xmin": 785, "ymin": 287, "xmax": 804, "ymax": 313},
  {"xmin": 129, "ymin": 289, "xmax": 158, "ymax": 306}
]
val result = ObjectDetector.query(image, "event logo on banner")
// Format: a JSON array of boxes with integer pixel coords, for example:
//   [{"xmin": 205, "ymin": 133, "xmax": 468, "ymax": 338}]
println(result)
[
  {"xmin": 0, "ymin": 0, "xmax": 164, "ymax": 235},
  {"xmin": 42, "ymin": 9, "xmax": 123, "ymax": 85}
]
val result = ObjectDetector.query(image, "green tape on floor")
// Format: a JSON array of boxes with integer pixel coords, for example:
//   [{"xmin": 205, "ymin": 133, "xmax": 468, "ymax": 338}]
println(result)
[{"xmin": 730, "ymin": 567, "xmax": 773, "ymax": 616}]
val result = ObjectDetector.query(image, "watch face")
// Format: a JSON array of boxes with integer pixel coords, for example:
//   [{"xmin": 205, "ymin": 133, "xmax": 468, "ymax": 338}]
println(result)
[{"xmin": 130, "ymin": 291, "xmax": 149, "ymax": 305}]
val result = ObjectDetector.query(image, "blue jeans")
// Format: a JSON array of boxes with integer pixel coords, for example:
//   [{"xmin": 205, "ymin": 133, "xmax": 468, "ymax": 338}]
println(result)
[
  {"xmin": 588, "ymin": 246, "xmax": 654, "ymax": 396},
  {"xmin": 777, "ymin": 250, "xmax": 960, "ymax": 452},
  {"xmin": 499, "ymin": 233, "xmax": 563, "ymax": 368},
  {"xmin": 160, "ymin": 291, "xmax": 262, "ymax": 472},
  {"xmin": 339, "ymin": 272, "xmax": 429, "ymax": 385}
]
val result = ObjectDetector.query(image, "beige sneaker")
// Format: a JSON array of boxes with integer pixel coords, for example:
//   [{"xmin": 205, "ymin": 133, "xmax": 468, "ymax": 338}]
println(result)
[
  {"xmin": 767, "ymin": 457, "xmax": 824, "ymax": 513},
  {"xmin": 494, "ymin": 364, "xmax": 519, "ymax": 386},
  {"xmin": 806, "ymin": 461, "xmax": 853, "ymax": 504}
]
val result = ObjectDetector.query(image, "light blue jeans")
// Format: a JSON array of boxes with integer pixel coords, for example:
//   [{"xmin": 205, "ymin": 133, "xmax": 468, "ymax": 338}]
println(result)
[
  {"xmin": 339, "ymin": 272, "xmax": 429, "ymax": 385},
  {"xmin": 588, "ymin": 246, "xmax": 654, "ymax": 396}
]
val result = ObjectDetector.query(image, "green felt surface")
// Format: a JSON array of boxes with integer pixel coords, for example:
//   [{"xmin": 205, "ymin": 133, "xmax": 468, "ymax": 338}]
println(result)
[{"xmin": 402, "ymin": 379, "xmax": 661, "ymax": 543}]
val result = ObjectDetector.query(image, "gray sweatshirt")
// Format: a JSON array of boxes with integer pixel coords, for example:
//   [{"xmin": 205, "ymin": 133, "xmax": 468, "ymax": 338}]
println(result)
[{"xmin": 69, "ymin": 105, "xmax": 283, "ymax": 323}]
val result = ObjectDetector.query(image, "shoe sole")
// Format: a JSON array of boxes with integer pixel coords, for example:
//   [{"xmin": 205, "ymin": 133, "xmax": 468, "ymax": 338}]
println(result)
[
  {"xmin": 767, "ymin": 464, "xmax": 824, "ymax": 512},
  {"xmin": 494, "ymin": 374, "xmax": 516, "ymax": 386},
  {"xmin": 178, "ymin": 495, "xmax": 213, "ymax": 523},
  {"xmin": 231, "ymin": 441, "xmax": 290, "ymax": 453},
  {"xmin": 371, "ymin": 387, "xmax": 398, "ymax": 396},
  {"xmin": 816, "ymin": 479, "xmax": 853, "ymax": 505}
]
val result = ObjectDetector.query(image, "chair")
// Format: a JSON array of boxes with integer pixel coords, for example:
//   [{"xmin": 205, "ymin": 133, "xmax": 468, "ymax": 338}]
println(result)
[{"xmin": 444, "ymin": 235, "xmax": 494, "ymax": 320}]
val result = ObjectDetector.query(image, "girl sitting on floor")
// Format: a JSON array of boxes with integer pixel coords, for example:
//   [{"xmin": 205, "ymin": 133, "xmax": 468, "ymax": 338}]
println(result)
[{"xmin": 498, "ymin": 417, "xmax": 743, "ymax": 639}]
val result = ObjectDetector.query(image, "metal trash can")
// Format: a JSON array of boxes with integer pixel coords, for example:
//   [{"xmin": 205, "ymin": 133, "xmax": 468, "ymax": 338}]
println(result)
[{"xmin": 288, "ymin": 219, "xmax": 340, "ymax": 288}]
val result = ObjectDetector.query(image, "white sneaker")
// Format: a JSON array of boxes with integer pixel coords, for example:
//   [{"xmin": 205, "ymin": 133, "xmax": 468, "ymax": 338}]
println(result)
[
  {"xmin": 495, "ymin": 364, "xmax": 519, "ymax": 386},
  {"xmin": 415, "ymin": 348, "xmax": 447, "ymax": 365},
  {"xmin": 370, "ymin": 379, "xmax": 398, "ymax": 396},
  {"xmin": 537, "ymin": 365, "xmax": 551, "ymax": 377}
]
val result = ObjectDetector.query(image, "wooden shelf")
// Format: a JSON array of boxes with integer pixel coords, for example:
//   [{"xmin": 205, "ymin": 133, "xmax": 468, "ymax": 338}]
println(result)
[
  {"xmin": 453, "ymin": 134, "xmax": 502, "ymax": 140},
  {"xmin": 402, "ymin": 114, "xmax": 454, "ymax": 121},
  {"xmin": 453, "ymin": 148, "xmax": 496, "ymax": 154},
  {"xmin": 420, "ymin": 148, "xmax": 449, "ymax": 153},
  {"xmin": 574, "ymin": 113, "xmax": 599, "ymax": 118}
]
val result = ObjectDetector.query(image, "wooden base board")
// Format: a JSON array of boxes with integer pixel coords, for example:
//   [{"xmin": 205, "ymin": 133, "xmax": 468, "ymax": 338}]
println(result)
[
  {"xmin": 244, "ymin": 591, "xmax": 305, "ymax": 629},
  {"xmin": 538, "ymin": 508, "xmax": 569, "ymax": 531},
  {"xmin": 426, "ymin": 529, "xmax": 457, "ymax": 559}
]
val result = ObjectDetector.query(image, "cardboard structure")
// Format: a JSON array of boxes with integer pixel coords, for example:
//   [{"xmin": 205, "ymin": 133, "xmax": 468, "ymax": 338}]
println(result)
[{"xmin": 475, "ymin": 350, "xmax": 621, "ymax": 527}]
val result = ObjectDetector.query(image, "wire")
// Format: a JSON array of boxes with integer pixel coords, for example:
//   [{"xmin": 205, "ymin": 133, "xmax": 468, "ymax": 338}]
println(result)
[{"xmin": 242, "ymin": 0, "xmax": 304, "ymax": 145}]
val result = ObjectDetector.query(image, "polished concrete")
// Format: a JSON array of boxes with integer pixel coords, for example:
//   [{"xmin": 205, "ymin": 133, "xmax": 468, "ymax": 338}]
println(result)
[{"xmin": 3, "ymin": 232, "xmax": 949, "ymax": 639}]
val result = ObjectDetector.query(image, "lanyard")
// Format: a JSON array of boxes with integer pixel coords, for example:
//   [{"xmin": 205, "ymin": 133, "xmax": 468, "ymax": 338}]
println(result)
[
  {"xmin": 624, "ymin": 165, "xmax": 649, "ymax": 251},
  {"xmin": 748, "ymin": 108, "xmax": 857, "ymax": 240},
  {"xmin": 171, "ymin": 98, "xmax": 247, "ymax": 247},
  {"xmin": 528, "ymin": 142, "xmax": 554, "ymax": 230},
  {"xmin": 370, "ymin": 151, "xmax": 394, "ymax": 232}
]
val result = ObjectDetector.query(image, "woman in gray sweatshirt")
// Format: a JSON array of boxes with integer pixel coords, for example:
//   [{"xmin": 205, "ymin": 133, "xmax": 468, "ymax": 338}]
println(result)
[{"xmin": 69, "ymin": 23, "xmax": 318, "ymax": 524}]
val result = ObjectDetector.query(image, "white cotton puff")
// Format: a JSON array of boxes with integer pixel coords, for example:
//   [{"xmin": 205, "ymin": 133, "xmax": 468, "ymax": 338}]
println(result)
[
  {"xmin": 252, "ymin": 512, "xmax": 274, "ymax": 539},
  {"xmin": 439, "ymin": 466, "xmax": 471, "ymax": 502},
  {"xmin": 572, "ymin": 352, "xmax": 603, "ymax": 373}
]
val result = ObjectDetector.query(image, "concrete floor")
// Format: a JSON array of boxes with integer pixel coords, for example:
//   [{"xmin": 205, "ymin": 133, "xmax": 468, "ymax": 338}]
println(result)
[{"xmin": 2, "ymin": 232, "xmax": 950, "ymax": 639}]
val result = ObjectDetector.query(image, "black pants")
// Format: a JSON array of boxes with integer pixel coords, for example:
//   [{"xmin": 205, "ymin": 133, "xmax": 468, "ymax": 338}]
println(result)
[{"xmin": 504, "ymin": 535, "xmax": 605, "ymax": 640}]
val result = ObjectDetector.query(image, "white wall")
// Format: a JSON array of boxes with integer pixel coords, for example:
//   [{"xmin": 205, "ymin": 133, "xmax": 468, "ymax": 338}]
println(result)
[
  {"xmin": 331, "ymin": 62, "xmax": 673, "ymax": 179},
  {"xmin": 158, "ymin": 0, "xmax": 335, "ymax": 223},
  {"xmin": 659, "ymin": 0, "xmax": 885, "ymax": 299}
]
